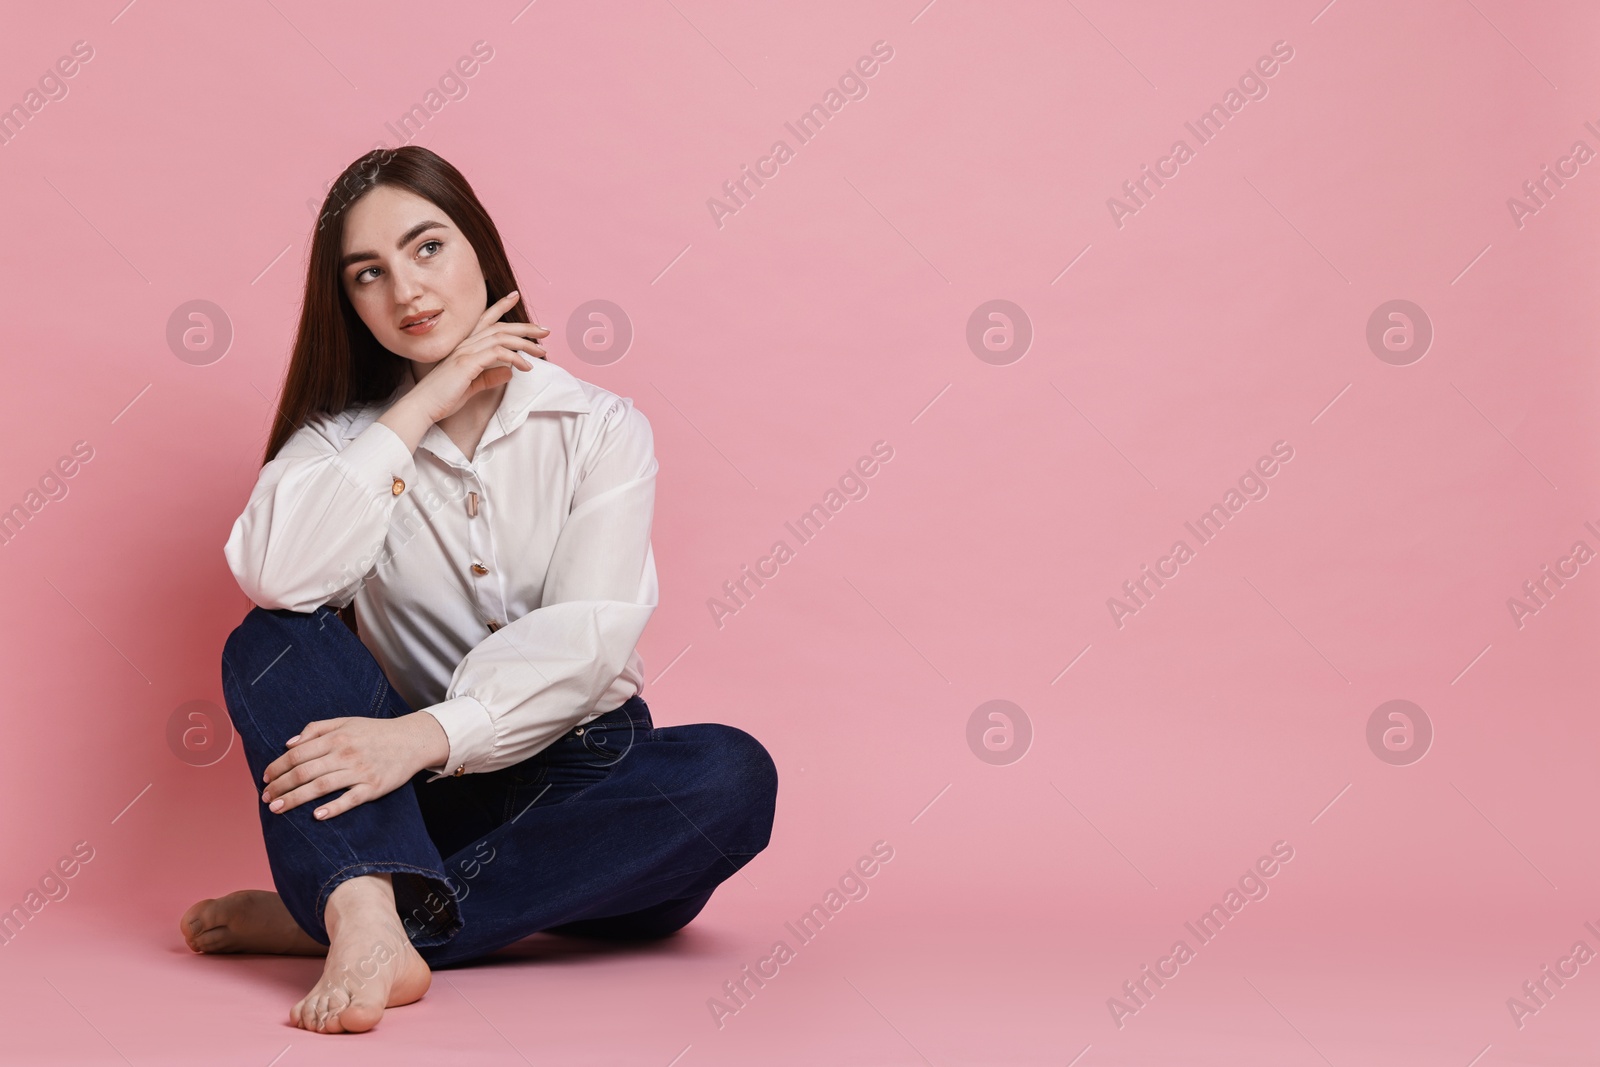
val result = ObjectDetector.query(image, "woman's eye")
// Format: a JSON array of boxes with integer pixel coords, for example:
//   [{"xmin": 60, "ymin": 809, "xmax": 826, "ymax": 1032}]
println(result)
[{"xmin": 351, "ymin": 239, "xmax": 439, "ymax": 284}]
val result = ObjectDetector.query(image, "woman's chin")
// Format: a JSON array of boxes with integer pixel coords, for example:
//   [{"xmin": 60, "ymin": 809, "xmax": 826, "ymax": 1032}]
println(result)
[{"xmin": 385, "ymin": 335, "xmax": 454, "ymax": 366}]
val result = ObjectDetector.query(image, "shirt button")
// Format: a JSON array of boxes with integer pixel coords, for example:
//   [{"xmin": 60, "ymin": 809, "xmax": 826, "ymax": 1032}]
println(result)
[
  {"xmin": 391, "ymin": 478, "xmax": 406, "ymax": 496},
  {"xmin": 471, "ymin": 562, "xmax": 489, "ymax": 575},
  {"xmin": 452, "ymin": 765, "xmax": 465, "ymax": 777},
  {"xmin": 487, "ymin": 619, "xmax": 502, "ymax": 632}
]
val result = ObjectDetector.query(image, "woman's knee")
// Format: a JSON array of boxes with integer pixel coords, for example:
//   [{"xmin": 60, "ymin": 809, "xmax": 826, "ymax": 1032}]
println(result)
[
  {"xmin": 697, "ymin": 724, "xmax": 778, "ymax": 851},
  {"xmin": 224, "ymin": 604, "xmax": 292, "ymax": 661},
  {"xmin": 222, "ymin": 605, "xmax": 341, "ymax": 677},
  {"xmin": 219, "ymin": 604, "xmax": 353, "ymax": 723}
]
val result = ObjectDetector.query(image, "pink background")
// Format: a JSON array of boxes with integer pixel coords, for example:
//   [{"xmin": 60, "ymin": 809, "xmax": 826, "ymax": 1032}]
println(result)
[{"xmin": 1, "ymin": 1, "xmax": 1596, "ymax": 1063}]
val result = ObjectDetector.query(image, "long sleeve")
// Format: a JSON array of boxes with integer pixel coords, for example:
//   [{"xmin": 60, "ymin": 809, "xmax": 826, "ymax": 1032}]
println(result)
[
  {"xmin": 418, "ymin": 398, "xmax": 659, "ymax": 780},
  {"xmin": 224, "ymin": 417, "xmax": 419, "ymax": 613}
]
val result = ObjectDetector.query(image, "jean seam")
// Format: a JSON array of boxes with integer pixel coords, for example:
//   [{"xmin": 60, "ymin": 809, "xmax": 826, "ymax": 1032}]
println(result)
[
  {"xmin": 223, "ymin": 658, "xmax": 358, "ymax": 880},
  {"xmin": 225, "ymin": 611, "xmax": 460, "ymax": 948},
  {"xmin": 368, "ymin": 672, "xmax": 390, "ymax": 716},
  {"xmin": 316, "ymin": 860, "xmax": 446, "ymax": 902}
]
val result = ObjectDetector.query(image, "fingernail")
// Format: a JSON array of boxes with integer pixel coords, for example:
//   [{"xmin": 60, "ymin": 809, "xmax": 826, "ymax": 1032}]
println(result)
[
  {"xmin": 285, "ymin": 734, "xmax": 300, "ymax": 745},
  {"xmin": 261, "ymin": 790, "xmax": 270, "ymax": 803},
  {"xmin": 314, "ymin": 808, "xmax": 327, "ymax": 819},
  {"xmin": 269, "ymin": 799, "xmax": 284, "ymax": 812}
]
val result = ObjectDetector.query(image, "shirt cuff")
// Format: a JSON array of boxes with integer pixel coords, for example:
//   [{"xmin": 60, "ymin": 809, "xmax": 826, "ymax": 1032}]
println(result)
[
  {"xmin": 419, "ymin": 695, "xmax": 496, "ymax": 781},
  {"xmin": 340, "ymin": 419, "xmax": 418, "ymax": 495}
]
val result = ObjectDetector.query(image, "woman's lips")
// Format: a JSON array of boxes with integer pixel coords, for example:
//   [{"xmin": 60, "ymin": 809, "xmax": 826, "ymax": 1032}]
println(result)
[{"xmin": 401, "ymin": 311, "xmax": 441, "ymax": 334}]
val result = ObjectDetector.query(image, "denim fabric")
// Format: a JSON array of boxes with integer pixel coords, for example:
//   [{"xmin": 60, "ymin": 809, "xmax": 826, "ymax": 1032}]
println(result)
[{"xmin": 220, "ymin": 604, "xmax": 777, "ymax": 968}]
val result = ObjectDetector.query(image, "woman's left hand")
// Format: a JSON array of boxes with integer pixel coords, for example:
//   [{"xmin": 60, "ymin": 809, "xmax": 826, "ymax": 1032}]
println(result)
[{"xmin": 261, "ymin": 713, "xmax": 450, "ymax": 820}]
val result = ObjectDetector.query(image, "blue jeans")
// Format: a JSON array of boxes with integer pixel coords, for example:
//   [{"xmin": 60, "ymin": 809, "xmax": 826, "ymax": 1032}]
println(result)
[{"xmin": 219, "ymin": 604, "xmax": 778, "ymax": 968}]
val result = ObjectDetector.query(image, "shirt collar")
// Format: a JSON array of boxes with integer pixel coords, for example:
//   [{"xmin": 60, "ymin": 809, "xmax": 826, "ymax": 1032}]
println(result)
[{"xmin": 340, "ymin": 356, "xmax": 592, "ymax": 445}]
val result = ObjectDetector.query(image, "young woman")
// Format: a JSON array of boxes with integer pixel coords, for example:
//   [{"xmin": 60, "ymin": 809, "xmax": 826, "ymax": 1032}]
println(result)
[{"xmin": 179, "ymin": 146, "xmax": 778, "ymax": 1034}]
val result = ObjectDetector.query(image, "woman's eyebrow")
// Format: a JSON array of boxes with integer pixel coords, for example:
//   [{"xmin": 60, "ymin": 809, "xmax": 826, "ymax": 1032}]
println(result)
[{"xmin": 340, "ymin": 220, "xmax": 448, "ymax": 271}]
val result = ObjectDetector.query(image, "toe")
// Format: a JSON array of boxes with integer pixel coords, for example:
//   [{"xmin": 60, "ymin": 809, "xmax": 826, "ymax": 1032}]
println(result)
[
  {"xmin": 192, "ymin": 927, "xmax": 232, "ymax": 953},
  {"xmin": 324, "ymin": 1007, "xmax": 351, "ymax": 1034},
  {"xmin": 297, "ymin": 990, "xmax": 331, "ymax": 1033},
  {"xmin": 317, "ymin": 989, "xmax": 347, "ymax": 1034},
  {"xmin": 178, "ymin": 899, "xmax": 215, "ymax": 945},
  {"xmin": 338, "ymin": 988, "xmax": 386, "ymax": 1033}
]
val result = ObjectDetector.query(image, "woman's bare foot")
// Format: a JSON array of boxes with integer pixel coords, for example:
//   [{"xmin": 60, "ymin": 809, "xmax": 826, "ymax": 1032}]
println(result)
[
  {"xmin": 180, "ymin": 889, "xmax": 327, "ymax": 956},
  {"xmin": 290, "ymin": 873, "xmax": 431, "ymax": 1034}
]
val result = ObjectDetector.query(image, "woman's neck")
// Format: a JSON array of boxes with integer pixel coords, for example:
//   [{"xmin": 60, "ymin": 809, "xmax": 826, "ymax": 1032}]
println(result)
[{"xmin": 405, "ymin": 358, "xmax": 505, "ymax": 461}]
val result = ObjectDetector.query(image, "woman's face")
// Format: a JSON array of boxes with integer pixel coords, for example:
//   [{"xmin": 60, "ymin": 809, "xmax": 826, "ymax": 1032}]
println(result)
[{"xmin": 339, "ymin": 184, "xmax": 486, "ymax": 369}]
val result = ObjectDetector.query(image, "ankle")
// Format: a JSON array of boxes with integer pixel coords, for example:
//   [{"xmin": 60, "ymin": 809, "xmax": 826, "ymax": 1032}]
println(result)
[{"xmin": 324, "ymin": 874, "xmax": 398, "ymax": 933}]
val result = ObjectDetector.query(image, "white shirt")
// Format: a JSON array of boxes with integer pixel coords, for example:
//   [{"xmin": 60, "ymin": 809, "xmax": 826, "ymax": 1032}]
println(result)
[{"xmin": 223, "ymin": 356, "xmax": 658, "ymax": 782}]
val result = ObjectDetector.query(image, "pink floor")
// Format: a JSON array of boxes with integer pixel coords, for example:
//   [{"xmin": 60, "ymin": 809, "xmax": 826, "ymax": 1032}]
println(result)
[{"xmin": 6, "ymin": 762, "xmax": 1600, "ymax": 1066}]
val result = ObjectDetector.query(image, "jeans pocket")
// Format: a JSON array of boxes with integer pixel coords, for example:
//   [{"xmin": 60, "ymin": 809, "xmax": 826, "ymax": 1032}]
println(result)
[
  {"xmin": 504, "ymin": 763, "xmax": 548, "ymax": 821},
  {"xmin": 580, "ymin": 717, "xmax": 649, "ymax": 767}
]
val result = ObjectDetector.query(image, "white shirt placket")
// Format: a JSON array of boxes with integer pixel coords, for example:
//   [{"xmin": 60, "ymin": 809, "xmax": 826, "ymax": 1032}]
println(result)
[{"xmin": 461, "ymin": 465, "xmax": 508, "ymax": 633}]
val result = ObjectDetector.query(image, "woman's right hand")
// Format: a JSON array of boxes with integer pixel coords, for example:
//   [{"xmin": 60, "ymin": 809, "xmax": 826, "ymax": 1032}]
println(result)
[{"xmin": 404, "ymin": 290, "xmax": 551, "ymax": 424}]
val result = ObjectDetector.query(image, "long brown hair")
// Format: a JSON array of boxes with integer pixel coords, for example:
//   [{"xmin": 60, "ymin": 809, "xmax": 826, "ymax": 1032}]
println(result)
[{"xmin": 263, "ymin": 145, "xmax": 539, "ymax": 465}]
